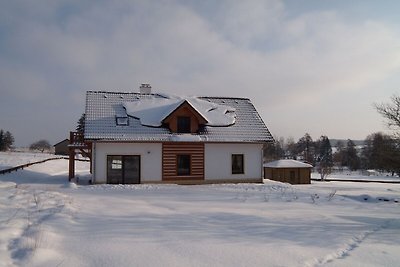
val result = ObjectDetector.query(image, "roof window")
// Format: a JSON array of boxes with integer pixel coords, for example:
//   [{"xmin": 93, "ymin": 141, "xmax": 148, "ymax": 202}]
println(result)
[{"xmin": 116, "ymin": 116, "xmax": 128, "ymax": 126}]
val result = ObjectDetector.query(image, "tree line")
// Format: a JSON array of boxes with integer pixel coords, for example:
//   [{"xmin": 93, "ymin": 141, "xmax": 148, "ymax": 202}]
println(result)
[
  {"xmin": 264, "ymin": 132, "xmax": 400, "ymax": 176},
  {"xmin": 264, "ymin": 94, "xmax": 400, "ymax": 177}
]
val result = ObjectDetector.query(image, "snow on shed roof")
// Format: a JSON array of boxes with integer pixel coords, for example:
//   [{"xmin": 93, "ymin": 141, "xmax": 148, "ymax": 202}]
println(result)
[
  {"xmin": 84, "ymin": 91, "xmax": 273, "ymax": 143},
  {"xmin": 264, "ymin": 159, "xmax": 313, "ymax": 168}
]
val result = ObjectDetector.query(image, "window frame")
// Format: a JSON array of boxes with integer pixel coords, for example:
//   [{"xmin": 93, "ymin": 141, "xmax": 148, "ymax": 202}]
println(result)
[
  {"xmin": 177, "ymin": 154, "xmax": 191, "ymax": 176},
  {"xmin": 231, "ymin": 154, "xmax": 244, "ymax": 174},
  {"xmin": 177, "ymin": 116, "xmax": 191, "ymax": 133},
  {"xmin": 107, "ymin": 155, "xmax": 141, "ymax": 184},
  {"xmin": 116, "ymin": 116, "xmax": 129, "ymax": 126}
]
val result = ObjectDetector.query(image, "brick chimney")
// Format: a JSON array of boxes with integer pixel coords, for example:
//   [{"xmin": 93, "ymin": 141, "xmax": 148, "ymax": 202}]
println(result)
[{"xmin": 139, "ymin": 83, "xmax": 152, "ymax": 94}]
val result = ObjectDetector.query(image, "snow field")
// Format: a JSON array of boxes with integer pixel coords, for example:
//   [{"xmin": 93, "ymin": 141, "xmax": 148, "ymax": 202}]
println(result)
[
  {"xmin": 0, "ymin": 154, "xmax": 399, "ymax": 266},
  {"xmin": 0, "ymin": 152, "xmax": 60, "ymax": 171}
]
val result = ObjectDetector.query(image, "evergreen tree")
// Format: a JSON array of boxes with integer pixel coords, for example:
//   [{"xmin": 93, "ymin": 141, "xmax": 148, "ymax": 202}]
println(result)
[
  {"xmin": 332, "ymin": 140, "xmax": 345, "ymax": 171},
  {"xmin": 296, "ymin": 133, "xmax": 315, "ymax": 163},
  {"xmin": 316, "ymin": 135, "xmax": 333, "ymax": 180},
  {"xmin": 264, "ymin": 137, "xmax": 284, "ymax": 162},
  {"xmin": 0, "ymin": 130, "xmax": 15, "ymax": 151},
  {"xmin": 345, "ymin": 139, "xmax": 360, "ymax": 171},
  {"xmin": 0, "ymin": 130, "xmax": 4, "ymax": 151},
  {"xmin": 76, "ymin": 113, "xmax": 85, "ymax": 134}
]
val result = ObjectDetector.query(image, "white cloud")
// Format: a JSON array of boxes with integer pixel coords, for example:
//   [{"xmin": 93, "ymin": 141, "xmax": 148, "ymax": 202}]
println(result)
[{"xmin": 1, "ymin": 0, "xmax": 400, "ymax": 145}]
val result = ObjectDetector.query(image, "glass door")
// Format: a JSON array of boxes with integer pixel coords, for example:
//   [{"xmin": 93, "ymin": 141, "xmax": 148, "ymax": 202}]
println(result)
[
  {"xmin": 107, "ymin": 155, "xmax": 140, "ymax": 184},
  {"xmin": 124, "ymin": 156, "xmax": 140, "ymax": 184}
]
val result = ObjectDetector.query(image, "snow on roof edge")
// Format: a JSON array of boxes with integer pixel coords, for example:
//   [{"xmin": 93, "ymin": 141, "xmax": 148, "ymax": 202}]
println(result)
[{"xmin": 264, "ymin": 159, "xmax": 313, "ymax": 168}]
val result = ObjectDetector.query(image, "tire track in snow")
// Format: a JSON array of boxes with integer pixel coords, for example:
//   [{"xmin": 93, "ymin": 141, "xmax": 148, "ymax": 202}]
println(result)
[
  {"xmin": 304, "ymin": 220, "xmax": 391, "ymax": 267},
  {"xmin": 0, "ymin": 185, "xmax": 76, "ymax": 266}
]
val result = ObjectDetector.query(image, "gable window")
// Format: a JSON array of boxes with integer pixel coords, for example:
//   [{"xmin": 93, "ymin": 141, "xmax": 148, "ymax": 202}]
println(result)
[
  {"xmin": 177, "ymin": 116, "xmax": 191, "ymax": 133},
  {"xmin": 177, "ymin": 154, "xmax": 191, "ymax": 175},
  {"xmin": 232, "ymin": 154, "xmax": 244, "ymax": 174}
]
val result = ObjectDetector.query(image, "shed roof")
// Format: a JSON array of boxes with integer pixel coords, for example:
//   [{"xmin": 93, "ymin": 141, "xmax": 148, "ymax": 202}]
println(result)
[
  {"xmin": 53, "ymin": 139, "xmax": 69, "ymax": 147},
  {"xmin": 264, "ymin": 159, "xmax": 313, "ymax": 168},
  {"xmin": 84, "ymin": 91, "xmax": 273, "ymax": 143}
]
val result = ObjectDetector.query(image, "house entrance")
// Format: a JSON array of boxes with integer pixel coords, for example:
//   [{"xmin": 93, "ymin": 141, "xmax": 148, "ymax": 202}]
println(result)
[{"xmin": 107, "ymin": 155, "xmax": 140, "ymax": 184}]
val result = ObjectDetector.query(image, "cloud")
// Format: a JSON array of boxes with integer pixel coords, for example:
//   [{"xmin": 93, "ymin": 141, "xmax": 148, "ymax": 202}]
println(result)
[{"xmin": 0, "ymin": 0, "xmax": 400, "ymax": 145}]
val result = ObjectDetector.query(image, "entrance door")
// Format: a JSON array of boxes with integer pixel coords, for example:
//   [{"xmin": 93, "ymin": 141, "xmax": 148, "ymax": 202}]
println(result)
[{"xmin": 107, "ymin": 155, "xmax": 140, "ymax": 184}]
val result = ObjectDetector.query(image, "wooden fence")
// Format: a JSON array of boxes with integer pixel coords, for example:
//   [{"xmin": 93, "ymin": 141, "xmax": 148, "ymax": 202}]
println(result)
[{"xmin": 0, "ymin": 157, "xmax": 90, "ymax": 175}]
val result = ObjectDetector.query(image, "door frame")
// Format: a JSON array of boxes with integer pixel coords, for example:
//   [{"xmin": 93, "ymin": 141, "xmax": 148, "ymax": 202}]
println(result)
[{"xmin": 106, "ymin": 155, "xmax": 141, "ymax": 184}]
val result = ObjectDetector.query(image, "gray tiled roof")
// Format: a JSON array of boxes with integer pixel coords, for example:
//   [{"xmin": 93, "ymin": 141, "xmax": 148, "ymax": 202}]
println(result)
[{"xmin": 84, "ymin": 91, "xmax": 273, "ymax": 143}]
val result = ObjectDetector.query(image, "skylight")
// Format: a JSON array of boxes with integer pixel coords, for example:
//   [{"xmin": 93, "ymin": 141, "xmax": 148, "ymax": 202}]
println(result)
[{"xmin": 116, "ymin": 116, "xmax": 128, "ymax": 126}]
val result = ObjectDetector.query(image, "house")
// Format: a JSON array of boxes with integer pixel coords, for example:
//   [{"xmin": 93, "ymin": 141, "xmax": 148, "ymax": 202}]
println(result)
[
  {"xmin": 264, "ymin": 159, "xmax": 313, "ymax": 184},
  {"xmin": 73, "ymin": 84, "xmax": 273, "ymax": 184},
  {"xmin": 54, "ymin": 139, "xmax": 69, "ymax": 155}
]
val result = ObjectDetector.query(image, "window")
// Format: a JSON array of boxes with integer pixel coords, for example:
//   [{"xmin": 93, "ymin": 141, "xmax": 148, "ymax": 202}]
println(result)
[
  {"xmin": 177, "ymin": 154, "xmax": 191, "ymax": 175},
  {"xmin": 116, "ymin": 115, "xmax": 128, "ymax": 126},
  {"xmin": 111, "ymin": 158, "xmax": 122, "ymax": 169},
  {"xmin": 177, "ymin": 116, "xmax": 191, "ymax": 133},
  {"xmin": 232, "ymin": 154, "xmax": 244, "ymax": 174}
]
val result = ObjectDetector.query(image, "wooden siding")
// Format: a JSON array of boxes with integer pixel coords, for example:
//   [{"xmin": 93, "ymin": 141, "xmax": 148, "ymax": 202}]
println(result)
[
  {"xmin": 264, "ymin": 167, "xmax": 311, "ymax": 184},
  {"xmin": 162, "ymin": 142, "xmax": 204, "ymax": 181},
  {"xmin": 163, "ymin": 102, "xmax": 207, "ymax": 133}
]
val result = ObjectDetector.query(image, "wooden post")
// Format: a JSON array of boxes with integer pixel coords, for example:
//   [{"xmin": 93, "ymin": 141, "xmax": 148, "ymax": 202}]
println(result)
[{"xmin": 68, "ymin": 132, "xmax": 75, "ymax": 181}]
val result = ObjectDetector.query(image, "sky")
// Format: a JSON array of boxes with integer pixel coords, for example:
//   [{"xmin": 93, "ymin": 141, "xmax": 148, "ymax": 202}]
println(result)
[{"xmin": 0, "ymin": 0, "xmax": 399, "ymax": 147}]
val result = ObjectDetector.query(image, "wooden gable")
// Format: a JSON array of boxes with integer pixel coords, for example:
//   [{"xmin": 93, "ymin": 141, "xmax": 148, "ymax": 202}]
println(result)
[{"xmin": 162, "ymin": 101, "xmax": 208, "ymax": 133}]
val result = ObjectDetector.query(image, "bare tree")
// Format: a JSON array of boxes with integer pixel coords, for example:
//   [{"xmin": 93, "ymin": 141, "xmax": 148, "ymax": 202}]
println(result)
[
  {"xmin": 375, "ymin": 94, "xmax": 400, "ymax": 136},
  {"xmin": 30, "ymin": 140, "xmax": 51, "ymax": 153}
]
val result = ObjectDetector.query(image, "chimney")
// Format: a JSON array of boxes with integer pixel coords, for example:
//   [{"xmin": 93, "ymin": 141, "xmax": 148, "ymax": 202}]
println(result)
[{"xmin": 139, "ymin": 83, "xmax": 152, "ymax": 94}]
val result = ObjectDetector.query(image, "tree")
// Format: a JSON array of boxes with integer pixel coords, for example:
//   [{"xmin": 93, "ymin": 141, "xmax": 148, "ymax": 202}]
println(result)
[
  {"xmin": 361, "ymin": 132, "xmax": 400, "ymax": 175},
  {"xmin": 285, "ymin": 137, "xmax": 297, "ymax": 159},
  {"xmin": 76, "ymin": 113, "xmax": 85, "ymax": 134},
  {"xmin": 316, "ymin": 135, "xmax": 333, "ymax": 180},
  {"xmin": 264, "ymin": 137, "xmax": 284, "ymax": 162},
  {"xmin": 375, "ymin": 94, "xmax": 400, "ymax": 136},
  {"xmin": 345, "ymin": 139, "xmax": 360, "ymax": 171},
  {"xmin": 296, "ymin": 133, "xmax": 315, "ymax": 163},
  {"xmin": 0, "ymin": 130, "xmax": 4, "ymax": 151},
  {"xmin": 30, "ymin": 140, "xmax": 51, "ymax": 153},
  {"xmin": 332, "ymin": 140, "xmax": 345, "ymax": 171},
  {"xmin": 0, "ymin": 129, "xmax": 14, "ymax": 151}
]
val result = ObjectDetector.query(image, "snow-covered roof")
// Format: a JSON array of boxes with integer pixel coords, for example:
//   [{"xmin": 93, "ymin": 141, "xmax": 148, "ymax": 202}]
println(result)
[
  {"xmin": 84, "ymin": 91, "xmax": 273, "ymax": 143},
  {"xmin": 123, "ymin": 94, "xmax": 235, "ymax": 127},
  {"xmin": 264, "ymin": 159, "xmax": 313, "ymax": 168}
]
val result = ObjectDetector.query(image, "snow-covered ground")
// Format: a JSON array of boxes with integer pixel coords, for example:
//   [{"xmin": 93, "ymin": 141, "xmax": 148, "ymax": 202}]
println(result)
[
  {"xmin": 0, "ymin": 153, "xmax": 399, "ymax": 267},
  {"xmin": 312, "ymin": 171, "xmax": 400, "ymax": 182},
  {"xmin": 0, "ymin": 152, "xmax": 61, "ymax": 171}
]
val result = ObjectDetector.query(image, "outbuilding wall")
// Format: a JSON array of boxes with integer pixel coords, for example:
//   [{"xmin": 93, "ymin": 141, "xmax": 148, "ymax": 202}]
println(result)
[
  {"xmin": 264, "ymin": 167, "xmax": 311, "ymax": 184},
  {"xmin": 93, "ymin": 142, "xmax": 162, "ymax": 183}
]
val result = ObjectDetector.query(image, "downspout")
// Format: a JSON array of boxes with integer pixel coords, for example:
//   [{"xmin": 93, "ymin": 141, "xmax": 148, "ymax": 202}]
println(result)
[
  {"xmin": 260, "ymin": 144, "xmax": 264, "ymax": 182},
  {"xmin": 92, "ymin": 141, "xmax": 96, "ymax": 183}
]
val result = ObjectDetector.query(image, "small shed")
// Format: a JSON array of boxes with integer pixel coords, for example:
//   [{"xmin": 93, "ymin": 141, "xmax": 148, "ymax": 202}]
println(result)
[
  {"xmin": 264, "ymin": 159, "xmax": 313, "ymax": 184},
  {"xmin": 54, "ymin": 139, "xmax": 69, "ymax": 155}
]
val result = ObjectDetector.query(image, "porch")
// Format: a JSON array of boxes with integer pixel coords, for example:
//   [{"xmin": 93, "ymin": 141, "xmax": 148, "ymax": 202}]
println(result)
[{"xmin": 68, "ymin": 131, "xmax": 92, "ymax": 181}]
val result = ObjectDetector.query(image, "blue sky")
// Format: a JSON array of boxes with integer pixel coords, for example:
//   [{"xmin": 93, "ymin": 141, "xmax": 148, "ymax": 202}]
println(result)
[{"xmin": 1, "ymin": 0, "xmax": 399, "ymax": 146}]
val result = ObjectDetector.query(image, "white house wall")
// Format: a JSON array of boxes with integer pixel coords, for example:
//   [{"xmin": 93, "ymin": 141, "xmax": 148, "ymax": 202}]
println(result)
[
  {"xmin": 93, "ymin": 142, "xmax": 162, "ymax": 183},
  {"xmin": 204, "ymin": 143, "xmax": 263, "ymax": 180}
]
